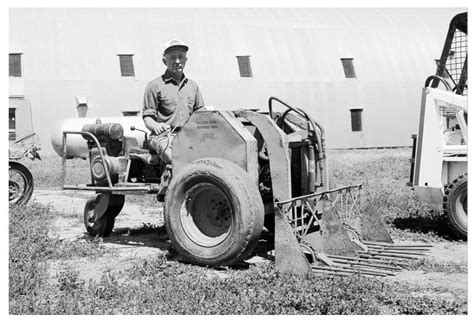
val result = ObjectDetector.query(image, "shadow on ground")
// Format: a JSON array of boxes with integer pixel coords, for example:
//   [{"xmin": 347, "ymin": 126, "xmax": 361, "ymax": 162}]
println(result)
[
  {"xmin": 79, "ymin": 224, "xmax": 275, "ymax": 271},
  {"xmin": 390, "ymin": 214, "xmax": 459, "ymax": 241},
  {"xmin": 78, "ymin": 224, "xmax": 172, "ymax": 254}
]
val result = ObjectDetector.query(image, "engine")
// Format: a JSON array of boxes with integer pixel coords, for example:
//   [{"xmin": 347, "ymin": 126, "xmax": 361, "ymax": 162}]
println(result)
[{"xmin": 82, "ymin": 122, "xmax": 128, "ymax": 186}]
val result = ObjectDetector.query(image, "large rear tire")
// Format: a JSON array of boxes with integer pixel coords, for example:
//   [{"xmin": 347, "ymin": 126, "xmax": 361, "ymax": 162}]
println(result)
[
  {"xmin": 444, "ymin": 173, "xmax": 467, "ymax": 240},
  {"xmin": 164, "ymin": 158, "xmax": 264, "ymax": 266}
]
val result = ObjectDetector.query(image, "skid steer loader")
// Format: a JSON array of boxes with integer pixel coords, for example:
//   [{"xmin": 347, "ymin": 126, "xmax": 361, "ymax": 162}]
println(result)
[
  {"xmin": 409, "ymin": 12, "xmax": 467, "ymax": 240},
  {"xmin": 62, "ymin": 97, "xmax": 430, "ymax": 276}
]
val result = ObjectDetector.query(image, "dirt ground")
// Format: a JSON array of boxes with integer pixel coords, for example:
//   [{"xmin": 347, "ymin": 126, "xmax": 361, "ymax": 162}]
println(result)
[{"xmin": 34, "ymin": 189, "xmax": 468, "ymax": 299}]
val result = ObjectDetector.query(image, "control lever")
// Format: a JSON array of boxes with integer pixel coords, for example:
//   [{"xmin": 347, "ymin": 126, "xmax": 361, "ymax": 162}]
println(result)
[{"xmin": 130, "ymin": 126, "xmax": 149, "ymax": 149}]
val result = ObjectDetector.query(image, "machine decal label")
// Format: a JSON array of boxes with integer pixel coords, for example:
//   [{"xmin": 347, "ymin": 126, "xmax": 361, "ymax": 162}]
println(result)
[
  {"xmin": 200, "ymin": 132, "xmax": 217, "ymax": 143},
  {"xmin": 196, "ymin": 120, "xmax": 218, "ymax": 129}
]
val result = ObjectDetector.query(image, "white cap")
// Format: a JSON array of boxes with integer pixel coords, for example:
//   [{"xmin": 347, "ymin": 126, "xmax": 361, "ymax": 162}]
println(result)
[{"xmin": 162, "ymin": 39, "xmax": 189, "ymax": 56}]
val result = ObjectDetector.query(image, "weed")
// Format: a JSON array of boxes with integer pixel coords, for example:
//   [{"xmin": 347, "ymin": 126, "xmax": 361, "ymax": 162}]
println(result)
[{"xmin": 57, "ymin": 269, "xmax": 84, "ymax": 291}]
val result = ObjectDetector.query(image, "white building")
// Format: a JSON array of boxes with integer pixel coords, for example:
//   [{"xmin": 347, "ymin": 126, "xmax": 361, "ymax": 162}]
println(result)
[{"xmin": 9, "ymin": 7, "xmax": 465, "ymax": 154}]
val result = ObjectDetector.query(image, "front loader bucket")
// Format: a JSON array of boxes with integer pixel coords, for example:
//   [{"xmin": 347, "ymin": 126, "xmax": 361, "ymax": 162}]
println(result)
[{"xmin": 275, "ymin": 185, "xmax": 432, "ymax": 276}]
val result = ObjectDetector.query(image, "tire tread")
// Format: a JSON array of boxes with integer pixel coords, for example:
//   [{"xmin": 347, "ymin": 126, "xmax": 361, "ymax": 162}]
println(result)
[{"xmin": 443, "ymin": 173, "xmax": 468, "ymax": 240}]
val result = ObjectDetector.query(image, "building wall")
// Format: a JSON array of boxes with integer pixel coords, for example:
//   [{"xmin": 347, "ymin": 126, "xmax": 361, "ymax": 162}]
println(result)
[{"xmin": 9, "ymin": 7, "xmax": 465, "ymax": 153}]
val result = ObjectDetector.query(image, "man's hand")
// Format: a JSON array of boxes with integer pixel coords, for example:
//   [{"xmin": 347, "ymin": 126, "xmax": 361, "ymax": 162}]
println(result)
[
  {"xmin": 144, "ymin": 117, "xmax": 170, "ymax": 135},
  {"xmin": 151, "ymin": 123, "xmax": 171, "ymax": 135}
]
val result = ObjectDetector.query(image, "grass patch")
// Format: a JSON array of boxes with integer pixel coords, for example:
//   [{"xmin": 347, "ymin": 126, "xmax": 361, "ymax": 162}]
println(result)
[
  {"xmin": 25, "ymin": 154, "xmax": 90, "ymax": 190},
  {"xmin": 9, "ymin": 200, "xmax": 467, "ymax": 315},
  {"xmin": 9, "ymin": 203, "xmax": 111, "ymax": 314},
  {"xmin": 10, "ymin": 148, "xmax": 467, "ymax": 314},
  {"xmin": 405, "ymin": 257, "xmax": 468, "ymax": 274},
  {"xmin": 10, "ymin": 253, "xmax": 467, "ymax": 314},
  {"xmin": 9, "ymin": 203, "xmax": 110, "ymax": 261},
  {"xmin": 327, "ymin": 148, "xmax": 458, "ymax": 243}
]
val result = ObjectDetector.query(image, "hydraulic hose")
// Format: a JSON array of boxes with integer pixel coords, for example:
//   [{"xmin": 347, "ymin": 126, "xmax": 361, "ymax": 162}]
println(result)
[{"xmin": 268, "ymin": 96, "xmax": 327, "ymax": 188}]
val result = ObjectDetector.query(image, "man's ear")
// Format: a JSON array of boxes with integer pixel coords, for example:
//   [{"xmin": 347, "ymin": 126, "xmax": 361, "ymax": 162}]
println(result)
[{"xmin": 162, "ymin": 57, "xmax": 167, "ymax": 65}]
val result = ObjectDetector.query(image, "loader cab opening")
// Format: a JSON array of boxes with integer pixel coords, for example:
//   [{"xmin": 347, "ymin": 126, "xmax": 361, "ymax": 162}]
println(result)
[{"xmin": 432, "ymin": 12, "xmax": 467, "ymax": 95}]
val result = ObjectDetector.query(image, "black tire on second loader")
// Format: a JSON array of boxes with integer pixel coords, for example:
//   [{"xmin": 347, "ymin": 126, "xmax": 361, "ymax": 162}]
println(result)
[
  {"xmin": 164, "ymin": 158, "xmax": 264, "ymax": 267},
  {"xmin": 444, "ymin": 173, "xmax": 468, "ymax": 240}
]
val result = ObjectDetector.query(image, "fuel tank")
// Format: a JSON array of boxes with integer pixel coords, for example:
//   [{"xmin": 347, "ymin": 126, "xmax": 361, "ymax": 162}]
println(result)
[{"xmin": 50, "ymin": 116, "xmax": 149, "ymax": 158}]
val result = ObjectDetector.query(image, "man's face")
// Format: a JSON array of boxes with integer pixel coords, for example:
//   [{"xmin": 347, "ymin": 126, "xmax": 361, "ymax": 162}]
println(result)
[{"xmin": 163, "ymin": 49, "xmax": 188, "ymax": 76}]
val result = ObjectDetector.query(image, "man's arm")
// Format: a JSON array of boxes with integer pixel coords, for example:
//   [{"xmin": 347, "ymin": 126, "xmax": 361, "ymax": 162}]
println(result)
[{"xmin": 143, "ymin": 82, "xmax": 170, "ymax": 135}]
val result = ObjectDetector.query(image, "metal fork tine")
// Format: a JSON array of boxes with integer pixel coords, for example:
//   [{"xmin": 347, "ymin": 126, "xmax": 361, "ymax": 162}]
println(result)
[
  {"xmin": 312, "ymin": 265, "xmax": 390, "ymax": 277},
  {"xmin": 329, "ymin": 258, "xmax": 403, "ymax": 271},
  {"xmin": 363, "ymin": 248, "xmax": 427, "ymax": 256},
  {"xmin": 366, "ymin": 246, "xmax": 431, "ymax": 253},
  {"xmin": 328, "ymin": 254, "xmax": 412, "ymax": 268},
  {"xmin": 358, "ymin": 252, "xmax": 422, "ymax": 260},
  {"xmin": 366, "ymin": 244, "xmax": 431, "ymax": 251},
  {"xmin": 363, "ymin": 241, "xmax": 433, "ymax": 248},
  {"xmin": 312, "ymin": 270, "xmax": 353, "ymax": 277}
]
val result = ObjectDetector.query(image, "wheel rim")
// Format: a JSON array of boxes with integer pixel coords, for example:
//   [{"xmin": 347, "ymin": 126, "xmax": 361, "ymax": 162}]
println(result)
[
  {"xmin": 9, "ymin": 181, "xmax": 21, "ymax": 201},
  {"xmin": 85, "ymin": 201, "xmax": 97, "ymax": 228},
  {"xmin": 455, "ymin": 188, "xmax": 468, "ymax": 226},
  {"xmin": 9, "ymin": 169, "xmax": 29, "ymax": 204},
  {"xmin": 180, "ymin": 182, "xmax": 233, "ymax": 247}
]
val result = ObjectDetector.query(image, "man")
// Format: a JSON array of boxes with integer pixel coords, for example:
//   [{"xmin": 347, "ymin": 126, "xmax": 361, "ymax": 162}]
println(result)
[{"xmin": 142, "ymin": 39, "xmax": 204, "ymax": 164}]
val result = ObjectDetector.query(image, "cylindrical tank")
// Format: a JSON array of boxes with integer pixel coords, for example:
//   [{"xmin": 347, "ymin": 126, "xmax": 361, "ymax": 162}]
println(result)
[
  {"xmin": 82, "ymin": 123, "xmax": 125, "ymax": 141},
  {"xmin": 50, "ymin": 116, "xmax": 149, "ymax": 158}
]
